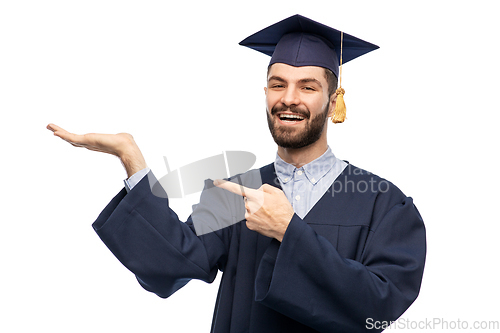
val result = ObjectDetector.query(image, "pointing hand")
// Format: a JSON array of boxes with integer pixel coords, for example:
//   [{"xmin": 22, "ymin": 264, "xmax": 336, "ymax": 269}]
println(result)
[{"xmin": 213, "ymin": 179, "xmax": 294, "ymax": 242}]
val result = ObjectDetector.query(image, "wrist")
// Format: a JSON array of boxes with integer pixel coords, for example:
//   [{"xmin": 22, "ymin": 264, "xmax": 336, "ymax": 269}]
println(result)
[
  {"xmin": 121, "ymin": 154, "xmax": 147, "ymax": 178},
  {"xmin": 118, "ymin": 140, "xmax": 147, "ymax": 178},
  {"xmin": 275, "ymin": 211, "xmax": 294, "ymax": 242}
]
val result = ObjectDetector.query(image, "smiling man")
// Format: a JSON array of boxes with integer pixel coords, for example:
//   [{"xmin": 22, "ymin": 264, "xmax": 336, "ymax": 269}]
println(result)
[
  {"xmin": 267, "ymin": 64, "xmax": 334, "ymax": 158},
  {"xmin": 48, "ymin": 15, "xmax": 426, "ymax": 333}
]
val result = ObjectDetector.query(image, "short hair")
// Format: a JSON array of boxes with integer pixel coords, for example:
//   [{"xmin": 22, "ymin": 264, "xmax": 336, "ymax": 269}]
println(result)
[
  {"xmin": 324, "ymin": 68, "xmax": 338, "ymax": 97},
  {"xmin": 267, "ymin": 64, "xmax": 338, "ymax": 97}
]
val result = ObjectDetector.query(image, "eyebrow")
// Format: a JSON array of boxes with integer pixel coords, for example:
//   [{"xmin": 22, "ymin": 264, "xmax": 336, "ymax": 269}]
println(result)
[
  {"xmin": 267, "ymin": 75, "xmax": 286, "ymax": 83},
  {"xmin": 267, "ymin": 75, "xmax": 323, "ymax": 87}
]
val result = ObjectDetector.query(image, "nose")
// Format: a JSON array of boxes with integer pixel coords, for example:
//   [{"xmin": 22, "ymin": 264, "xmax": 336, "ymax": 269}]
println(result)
[{"xmin": 281, "ymin": 86, "xmax": 300, "ymax": 107}]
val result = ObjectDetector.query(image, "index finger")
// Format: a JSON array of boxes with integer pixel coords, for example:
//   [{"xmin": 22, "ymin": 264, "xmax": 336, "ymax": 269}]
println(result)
[{"xmin": 213, "ymin": 179, "xmax": 254, "ymax": 198}]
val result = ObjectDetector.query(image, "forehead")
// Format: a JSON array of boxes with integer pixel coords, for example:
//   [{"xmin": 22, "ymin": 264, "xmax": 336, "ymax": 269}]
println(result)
[{"xmin": 267, "ymin": 63, "xmax": 327, "ymax": 83}]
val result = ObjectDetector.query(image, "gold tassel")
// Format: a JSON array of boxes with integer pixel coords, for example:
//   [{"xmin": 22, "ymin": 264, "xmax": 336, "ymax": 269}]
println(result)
[
  {"xmin": 332, "ymin": 87, "xmax": 346, "ymax": 123},
  {"xmin": 331, "ymin": 31, "xmax": 346, "ymax": 124}
]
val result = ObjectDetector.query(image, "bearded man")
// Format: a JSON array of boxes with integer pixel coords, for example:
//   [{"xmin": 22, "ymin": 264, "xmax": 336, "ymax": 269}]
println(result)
[{"xmin": 48, "ymin": 15, "xmax": 426, "ymax": 333}]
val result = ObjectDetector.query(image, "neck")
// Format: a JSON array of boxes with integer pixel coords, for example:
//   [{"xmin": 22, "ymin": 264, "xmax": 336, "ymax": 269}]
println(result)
[{"xmin": 277, "ymin": 138, "xmax": 328, "ymax": 169}]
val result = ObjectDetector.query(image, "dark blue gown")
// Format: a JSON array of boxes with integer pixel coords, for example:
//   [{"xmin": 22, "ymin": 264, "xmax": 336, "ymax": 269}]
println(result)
[{"xmin": 93, "ymin": 163, "xmax": 426, "ymax": 332}]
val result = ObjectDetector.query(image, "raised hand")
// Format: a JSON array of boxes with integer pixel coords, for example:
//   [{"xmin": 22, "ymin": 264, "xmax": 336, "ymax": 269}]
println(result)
[{"xmin": 47, "ymin": 123, "xmax": 147, "ymax": 178}]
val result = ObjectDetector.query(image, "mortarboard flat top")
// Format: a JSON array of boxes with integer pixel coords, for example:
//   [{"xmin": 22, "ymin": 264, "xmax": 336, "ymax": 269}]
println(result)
[{"xmin": 239, "ymin": 14, "xmax": 379, "ymax": 77}]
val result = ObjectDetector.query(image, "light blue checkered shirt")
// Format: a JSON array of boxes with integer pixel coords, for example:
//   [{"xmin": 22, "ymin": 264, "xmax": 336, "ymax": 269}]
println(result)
[{"xmin": 274, "ymin": 147, "xmax": 347, "ymax": 219}]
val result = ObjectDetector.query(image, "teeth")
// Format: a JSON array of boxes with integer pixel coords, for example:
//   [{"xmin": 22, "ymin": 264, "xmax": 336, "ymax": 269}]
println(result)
[{"xmin": 280, "ymin": 114, "xmax": 304, "ymax": 120}]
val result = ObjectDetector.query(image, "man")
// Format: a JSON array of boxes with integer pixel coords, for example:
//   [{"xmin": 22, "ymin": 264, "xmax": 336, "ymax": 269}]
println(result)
[{"xmin": 48, "ymin": 15, "xmax": 426, "ymax": 333}]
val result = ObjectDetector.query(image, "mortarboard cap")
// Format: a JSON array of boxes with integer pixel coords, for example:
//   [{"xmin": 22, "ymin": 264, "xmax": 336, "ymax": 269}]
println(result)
[
  {"xmin": 239, "ymin": 14, "xmax": 379, "ymax": 123},
  {"xmin": 239, "ymin": 14, "xmax": 379, "ymax": 79}
]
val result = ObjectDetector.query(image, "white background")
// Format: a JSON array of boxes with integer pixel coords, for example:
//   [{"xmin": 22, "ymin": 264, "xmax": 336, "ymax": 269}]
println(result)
[{"xmin": 1, "ymin": 0, "xmax": 499, "ymax": 331}]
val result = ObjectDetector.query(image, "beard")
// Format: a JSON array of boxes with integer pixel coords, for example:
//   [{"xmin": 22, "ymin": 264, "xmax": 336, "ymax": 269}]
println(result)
[{"xmin": 266, "ymin": 102, "xmax": 330, "ymax": 149}]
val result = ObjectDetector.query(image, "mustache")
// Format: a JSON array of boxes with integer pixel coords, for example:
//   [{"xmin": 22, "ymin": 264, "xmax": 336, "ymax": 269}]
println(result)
[{"xmin": 271, "ymin": 104, "xmax": 310, "ymax": 118}]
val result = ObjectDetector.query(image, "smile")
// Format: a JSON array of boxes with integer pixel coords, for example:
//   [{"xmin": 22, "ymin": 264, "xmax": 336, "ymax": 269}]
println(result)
[{"xmin": 277, "ymin": 113, "xmax": 306, "ymax": 124}]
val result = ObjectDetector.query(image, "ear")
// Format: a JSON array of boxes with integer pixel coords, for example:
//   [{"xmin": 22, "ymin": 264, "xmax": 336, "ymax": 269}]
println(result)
[
  {"xmin": 264, "ymin": 86, "xmax": 268, "ymax": 95},
  {"xmin": 327, "ymin": 93, "xmax": 337, "ymax": 118}
]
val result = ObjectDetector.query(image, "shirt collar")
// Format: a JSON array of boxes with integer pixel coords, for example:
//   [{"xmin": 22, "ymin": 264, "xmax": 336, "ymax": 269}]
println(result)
[{"xmin": 274, "ymin": 146, "xmax": 337, "ymax": 185}]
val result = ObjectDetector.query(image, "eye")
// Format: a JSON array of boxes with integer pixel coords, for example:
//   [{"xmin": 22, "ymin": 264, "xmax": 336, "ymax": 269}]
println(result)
[{"xmin": 303, "ymin": 86, "xmax": 316, "ymax": 91}]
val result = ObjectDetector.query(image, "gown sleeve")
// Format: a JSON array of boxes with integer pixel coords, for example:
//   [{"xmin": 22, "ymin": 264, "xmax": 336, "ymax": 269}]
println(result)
[
  {"xmin": 92, "ymin": 171, "xmax": 234, "ymax": 298},
  {"xmin": 254, "ymin": 189, "xmax": 426, "ymax": 332}
]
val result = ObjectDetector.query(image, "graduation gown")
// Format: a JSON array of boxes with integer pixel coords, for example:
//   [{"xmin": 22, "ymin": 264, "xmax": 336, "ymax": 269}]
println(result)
[{"xmin": 93, "ymin": 163, "xmax": 426, "ymax": 333}]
